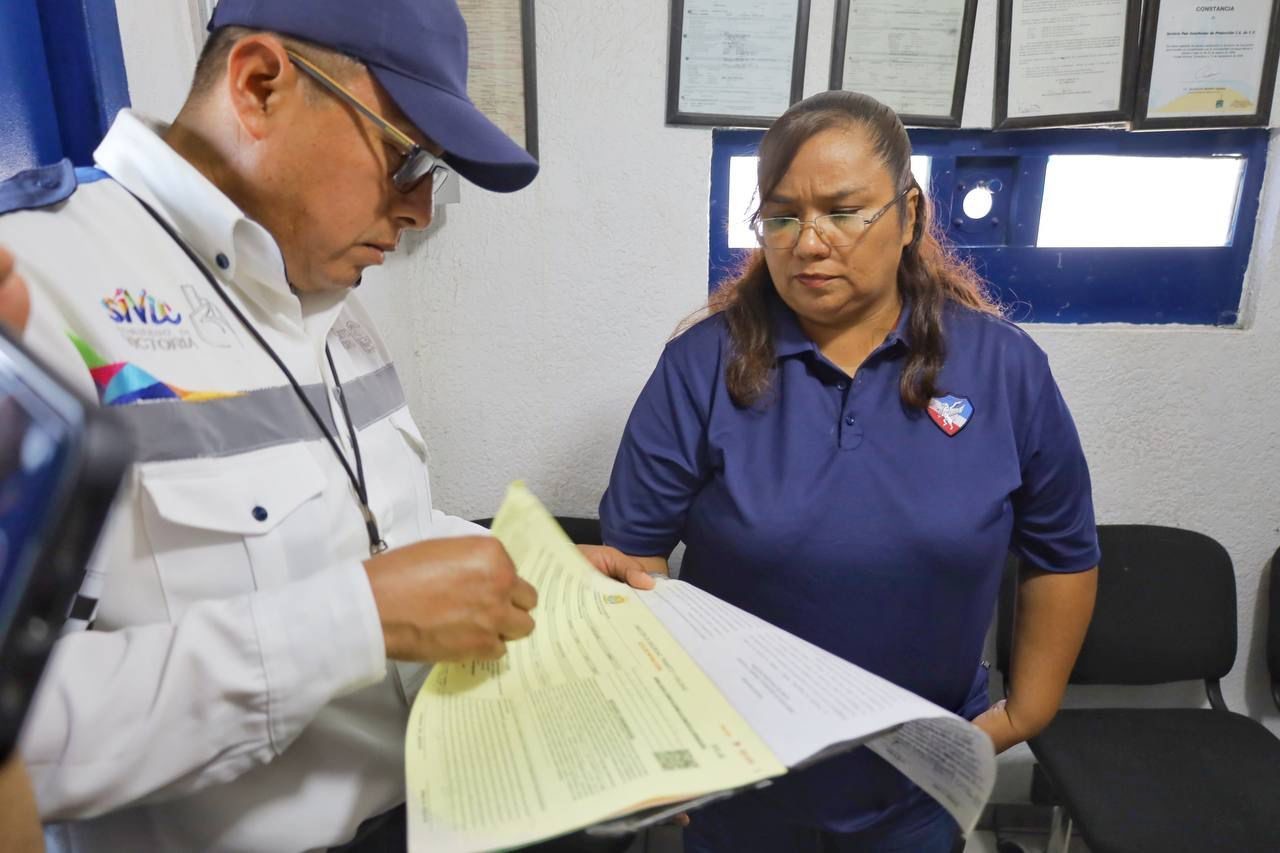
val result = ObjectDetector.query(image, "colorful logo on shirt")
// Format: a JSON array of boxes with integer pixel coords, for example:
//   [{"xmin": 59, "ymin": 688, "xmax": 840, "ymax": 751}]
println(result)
[
  {"xmin": 928, "ymin": 395, "xmax": 973, "ymax": 437},
  {"xmin": 68, "ymin": 333, "xmax": 240, "ymax": 406},
  {"xmin": 102, "ymin": 288, "xmax": 182, "ymax": 325},
  {"xmin": 100, "ymin": 287, "xmax": 216, "ymax": 353}
]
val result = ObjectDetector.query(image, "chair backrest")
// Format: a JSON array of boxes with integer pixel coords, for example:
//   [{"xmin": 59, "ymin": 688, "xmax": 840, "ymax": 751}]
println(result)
[
  {"xmin": 997, "ymin": 524, "xmax": 1236, "ymax": 688},
  {"xmin": 470, "ymin": 516, "xmax": 603, "ymax": 546},
  {"xmin": 554, "ymin": 517, "xmax": 604, "ymax": 546},
  {"xmin": 1269, "ymin": 547, "xmax": 1280, "ymax": 711}
]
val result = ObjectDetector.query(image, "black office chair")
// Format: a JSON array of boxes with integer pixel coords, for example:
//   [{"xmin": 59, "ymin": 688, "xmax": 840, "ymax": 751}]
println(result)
[
  {"xmin": 471, "ymin": 516, "xmax": 604, "ymax": 546},
  {"xmin": 997, "ymin": 525, "xmax": 1280, "ymax": 853},
  {"xmin": 1269, "ymin": 546, "xmax": 1280, "ymax": 713}
]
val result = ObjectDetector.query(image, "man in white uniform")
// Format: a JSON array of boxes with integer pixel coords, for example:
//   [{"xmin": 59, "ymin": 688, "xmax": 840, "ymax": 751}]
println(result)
[{"xmin": 0, "ymin": 1, "xmax": 543, "ymax": 849}]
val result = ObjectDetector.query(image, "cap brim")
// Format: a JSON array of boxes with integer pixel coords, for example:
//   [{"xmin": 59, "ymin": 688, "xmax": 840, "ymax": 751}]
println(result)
[{"xmin": 370, "ymin": 64, "xmax": 538, "ymax": 194}]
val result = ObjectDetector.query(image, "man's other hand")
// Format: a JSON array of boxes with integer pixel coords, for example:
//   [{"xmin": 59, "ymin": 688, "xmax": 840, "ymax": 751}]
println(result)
[{"xmin": 0, "ymin": 247, "xmax": 31, "ymax": 334}]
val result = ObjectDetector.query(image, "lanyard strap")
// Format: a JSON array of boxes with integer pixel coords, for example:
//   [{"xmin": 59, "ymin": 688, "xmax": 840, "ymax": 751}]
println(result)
[{"xmin": 127, "ymin": 191, "xmax": 388, "ymax": 555}]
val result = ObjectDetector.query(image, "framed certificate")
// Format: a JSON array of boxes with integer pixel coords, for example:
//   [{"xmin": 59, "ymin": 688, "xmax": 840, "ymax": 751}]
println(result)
[
  {"xmin": 1135, "ymin": 0, "xmax": 1280, "ymax": 128},
  {"xmin": 829, "ymin": 0, "xmax": 977, "ymax": 128},
  {"xmin": 995, "ymin": 0, "xmax": 1141, "ymax": 129},
  {"xmin": 457, "ymin": 0, "xmax": 539, "ymax": 157},
  {"xmin": 667, "ymin": 0, "xmax": 811, "ymax": 128}
]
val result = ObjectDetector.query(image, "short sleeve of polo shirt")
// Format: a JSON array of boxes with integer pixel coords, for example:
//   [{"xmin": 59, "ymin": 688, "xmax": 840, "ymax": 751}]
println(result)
[
  {"xmin": 599, "ymin": 324, "xmax": 719, "ymax": 556},
  {"xmin": 1011, "ymin": 353, "xmax": 1101, "ymax": 573}
]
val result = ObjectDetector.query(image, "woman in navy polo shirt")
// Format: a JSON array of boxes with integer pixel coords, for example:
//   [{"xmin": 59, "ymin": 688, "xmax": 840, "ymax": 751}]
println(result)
[{"xmin": 589, "ymin": 91, "xmax": 1099, "ymax": 852}]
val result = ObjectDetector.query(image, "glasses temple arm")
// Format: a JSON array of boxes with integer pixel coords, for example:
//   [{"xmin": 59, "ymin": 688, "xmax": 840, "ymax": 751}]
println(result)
[{"xmin": 285, "ymin": 50, "xmax": 419, "ymax": 152}]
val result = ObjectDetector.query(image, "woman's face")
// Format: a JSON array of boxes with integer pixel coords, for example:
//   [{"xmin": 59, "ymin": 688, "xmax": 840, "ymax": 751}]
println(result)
[{"xmin": 759, "ymin": 124, "xmax": 916, "ymax": 336}]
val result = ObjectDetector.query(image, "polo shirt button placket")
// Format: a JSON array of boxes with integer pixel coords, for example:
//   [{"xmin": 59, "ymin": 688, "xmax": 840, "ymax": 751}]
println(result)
[{"xmin": 839, "ymin": 412, "xmax": 864, "ymax": 450}]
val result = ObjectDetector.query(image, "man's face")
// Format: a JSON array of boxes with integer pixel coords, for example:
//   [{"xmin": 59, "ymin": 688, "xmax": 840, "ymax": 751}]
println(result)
[{"xmin": 249, "ymin": 56, "xmax": 442, "ymax": 294}]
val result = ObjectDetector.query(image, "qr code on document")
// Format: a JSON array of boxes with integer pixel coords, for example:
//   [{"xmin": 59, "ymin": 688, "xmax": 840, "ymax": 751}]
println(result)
[{"xmin": 653, "ymin": 749, "xmax": 698, "ymax": 770}]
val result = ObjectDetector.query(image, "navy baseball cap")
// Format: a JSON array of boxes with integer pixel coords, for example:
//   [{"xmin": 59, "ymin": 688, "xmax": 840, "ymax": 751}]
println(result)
[{"xmin": 208, "ymin": 0, "xmax": 538, "ymax": 192}]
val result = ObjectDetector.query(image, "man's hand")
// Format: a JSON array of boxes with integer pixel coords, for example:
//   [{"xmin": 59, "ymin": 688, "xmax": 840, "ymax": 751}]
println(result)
[
  {"xmin": 0, "ymin": 247, "xmax": 31, "ymax": 334},
  {"xmin": 363, "ymin": 536, "xmax": 537, "ymax": 662},
  {"xmin": 578, "ymin": 545, "xmax": 666, "ymax": 590},
  {"xmin": 0, "ymin": 755, "xmax": 43, "ymax": 853}
]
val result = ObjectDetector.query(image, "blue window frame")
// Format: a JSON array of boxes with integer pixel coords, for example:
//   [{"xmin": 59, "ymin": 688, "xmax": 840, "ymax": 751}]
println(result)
[
  {"xmin": 0, "ymin": 0, "xmax": 130, "ymax": 180},
  {"xmin": 709, "ymin": 126, "xmax": 1268, "ymax": 325}
]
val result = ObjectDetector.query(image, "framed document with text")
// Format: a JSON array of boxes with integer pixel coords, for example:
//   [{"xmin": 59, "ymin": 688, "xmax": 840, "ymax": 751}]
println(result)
[
  {"xmin": 995, "ymin": 0, "xmax": 1141, "ymax": 129},
  {"xmin": 829, "ymin": 0, "xmax": 977, "ymax": 127},
  {"xmin": 1135, "ymin": 0, "xmax": 1280, "ymax": 128},
  {"xmin": 667, "ymin": 0, "xmax": 812, "ymax": 127},
  {"xmin": 457, "ymin": 0, "xmax": 539, "ymax": 157}
]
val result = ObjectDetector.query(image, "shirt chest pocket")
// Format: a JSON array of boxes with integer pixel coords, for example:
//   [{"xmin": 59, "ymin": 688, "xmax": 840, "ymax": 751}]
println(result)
[
  {"xmin": 359, "ymin": 408, "xmax": 433, "ymax": 548},
  {"xmin": 138, "ymin": 445, "xmax": 327, "ymax": 621}
]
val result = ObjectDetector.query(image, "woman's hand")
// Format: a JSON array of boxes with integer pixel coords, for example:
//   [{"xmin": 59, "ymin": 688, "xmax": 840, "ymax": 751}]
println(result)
[
  {"xmin": 972, "ymin": 699, "xmax": 1024, "ymax": 754},
  {"xmin": 578, "ymin": 545, "xmax": 667, "ymax": 590}
]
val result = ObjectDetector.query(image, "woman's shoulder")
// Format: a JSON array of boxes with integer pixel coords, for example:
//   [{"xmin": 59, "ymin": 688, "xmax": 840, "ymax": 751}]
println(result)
[
  {"xmin": 943, "ymin": 301, "xmax": 1049, "ymax": 370},
  {"xmin": 664, "ymin": 310, "xmax": 732, "ymax": 362}
]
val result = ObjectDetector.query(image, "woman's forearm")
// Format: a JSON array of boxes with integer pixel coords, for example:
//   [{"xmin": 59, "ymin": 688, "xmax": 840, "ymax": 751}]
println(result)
[
  {"xmin": 1007, "ymin": 566, "xmax": 1097, "ymax": 737},
  {"xmin": 980, "ymin": 565, "xmax": 1097, "ymax": 752}
]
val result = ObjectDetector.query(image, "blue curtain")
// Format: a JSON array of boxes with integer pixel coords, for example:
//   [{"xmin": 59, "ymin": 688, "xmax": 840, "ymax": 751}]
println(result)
[
  {"xmin": 0, "ymin": 0, "xmax": 63, "ymax": 176},
  {"xmin": 0, "ymin": 0, "xmax": 130, "ymax": 180}
]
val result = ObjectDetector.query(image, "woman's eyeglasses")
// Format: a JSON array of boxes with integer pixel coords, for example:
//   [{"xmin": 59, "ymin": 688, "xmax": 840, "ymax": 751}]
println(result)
[{"xmin": 754, "ymin": 186, "xmax": 911, "ymax": 250}]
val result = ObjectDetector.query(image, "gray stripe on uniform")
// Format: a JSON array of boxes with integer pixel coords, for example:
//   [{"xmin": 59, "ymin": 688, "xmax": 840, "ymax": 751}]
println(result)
[
  {"xmin": 343, "ymin": 364, "xmax": 405, "ymax": 430},
  {"xmin": 116, "ymin": 364, "xmax": 405, "ymax": 463}
]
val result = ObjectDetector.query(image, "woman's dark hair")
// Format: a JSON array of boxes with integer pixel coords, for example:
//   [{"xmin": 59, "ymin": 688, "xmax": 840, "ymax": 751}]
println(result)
[{"xmin": 706, "ymin": 90, "xmax": 1000, "ymax": 409}]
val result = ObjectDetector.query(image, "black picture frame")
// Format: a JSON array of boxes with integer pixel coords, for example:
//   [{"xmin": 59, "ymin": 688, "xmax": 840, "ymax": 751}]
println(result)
[
  {"xmin": 666, "ymin": 0, "xmax": 811, "ymax": 128},
  {"xmin": 994, "ymin": 0, "xmax": 1142, "ymax": 129},
  {"xmin": 457, "ymin": 0, "xmax": 539, "ymax": 159},
  {"xmin": 519, "ymin": 0, "xmax": 539, "ymax": 159},
  {"xmin": 828, "ymin": 0, "xmax": 977, "ymax": 128},
  {"xmin": 1134, "ymin": 0, "xmax": 1280, "ymax": 129}
]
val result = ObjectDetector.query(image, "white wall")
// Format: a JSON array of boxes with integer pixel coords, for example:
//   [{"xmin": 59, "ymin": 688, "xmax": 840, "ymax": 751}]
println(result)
[
  {"xmin": 118, "ymin": 0, "xmax": 1280, "ymax": 803},
  {"xmin": 112, "ymin": 0, "xmax": 202, "ymax": 121}
]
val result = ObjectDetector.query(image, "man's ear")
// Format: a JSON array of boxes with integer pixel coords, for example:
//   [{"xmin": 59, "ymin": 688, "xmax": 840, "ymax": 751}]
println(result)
[{"xmin": 224, "ymin": 35, "xmax": 298, "ymax": 141}]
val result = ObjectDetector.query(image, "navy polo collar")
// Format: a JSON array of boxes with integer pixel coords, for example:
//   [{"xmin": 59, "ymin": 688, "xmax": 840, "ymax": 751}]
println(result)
[{"xmin": 769, "ymin": 290, "xmax": 913, "ymax": 361}]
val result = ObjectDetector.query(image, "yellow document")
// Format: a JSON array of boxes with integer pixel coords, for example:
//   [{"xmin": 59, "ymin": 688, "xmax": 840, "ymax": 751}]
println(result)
[{"xmin": 405, "ymin": 483, "xmax": 787, "ymax": 852}]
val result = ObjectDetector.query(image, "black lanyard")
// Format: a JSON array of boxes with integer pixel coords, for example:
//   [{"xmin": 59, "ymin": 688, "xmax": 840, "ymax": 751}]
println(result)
[{"xmin": 128, "ymin": 192, "xmax": 388, "ymax": 556}]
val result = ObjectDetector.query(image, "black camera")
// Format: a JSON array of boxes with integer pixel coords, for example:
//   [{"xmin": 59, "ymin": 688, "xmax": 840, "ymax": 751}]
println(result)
[{"xmin": 0, "ymin": 328, "xmax": 131, "ymax": 760}]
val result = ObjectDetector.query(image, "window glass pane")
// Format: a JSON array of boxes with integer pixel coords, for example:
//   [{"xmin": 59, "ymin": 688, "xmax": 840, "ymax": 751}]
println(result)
[
  {"xmin": 1037, "ymin": 155, "xmax": 1244, "ymax": 248},
  {"xmin": 726, "ymin": 155, "xmax": 931, "ymax": 250},
  {"xmin": 726, "ymin": 156, "xmax": 759, "ymax": 250},
  {"xmin": 910, "ymin": 155, "xmax": 930, "ymax": 194}
]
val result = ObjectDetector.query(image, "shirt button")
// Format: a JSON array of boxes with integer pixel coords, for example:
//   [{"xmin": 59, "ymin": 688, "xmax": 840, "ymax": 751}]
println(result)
[
  {"xmin": 252, "ymin": 506, "xmax": 269, "ymax": 522},
  {"xmin": 845, "ymin": 415, "xmax": 856, "ymax": 426},
  {"xmin": 215, "ymin": 253, "xmax": 231, "ymax": 270},
  {"xmin": 836, "ymin": 381, "xmax": 848, "ymax": 391}
]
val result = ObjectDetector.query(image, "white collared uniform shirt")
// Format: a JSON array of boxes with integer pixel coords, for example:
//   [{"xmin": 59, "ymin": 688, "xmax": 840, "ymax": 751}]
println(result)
[{"xmin": 0, "ymin": 111, "xmax": 480, "ymax": 852}]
